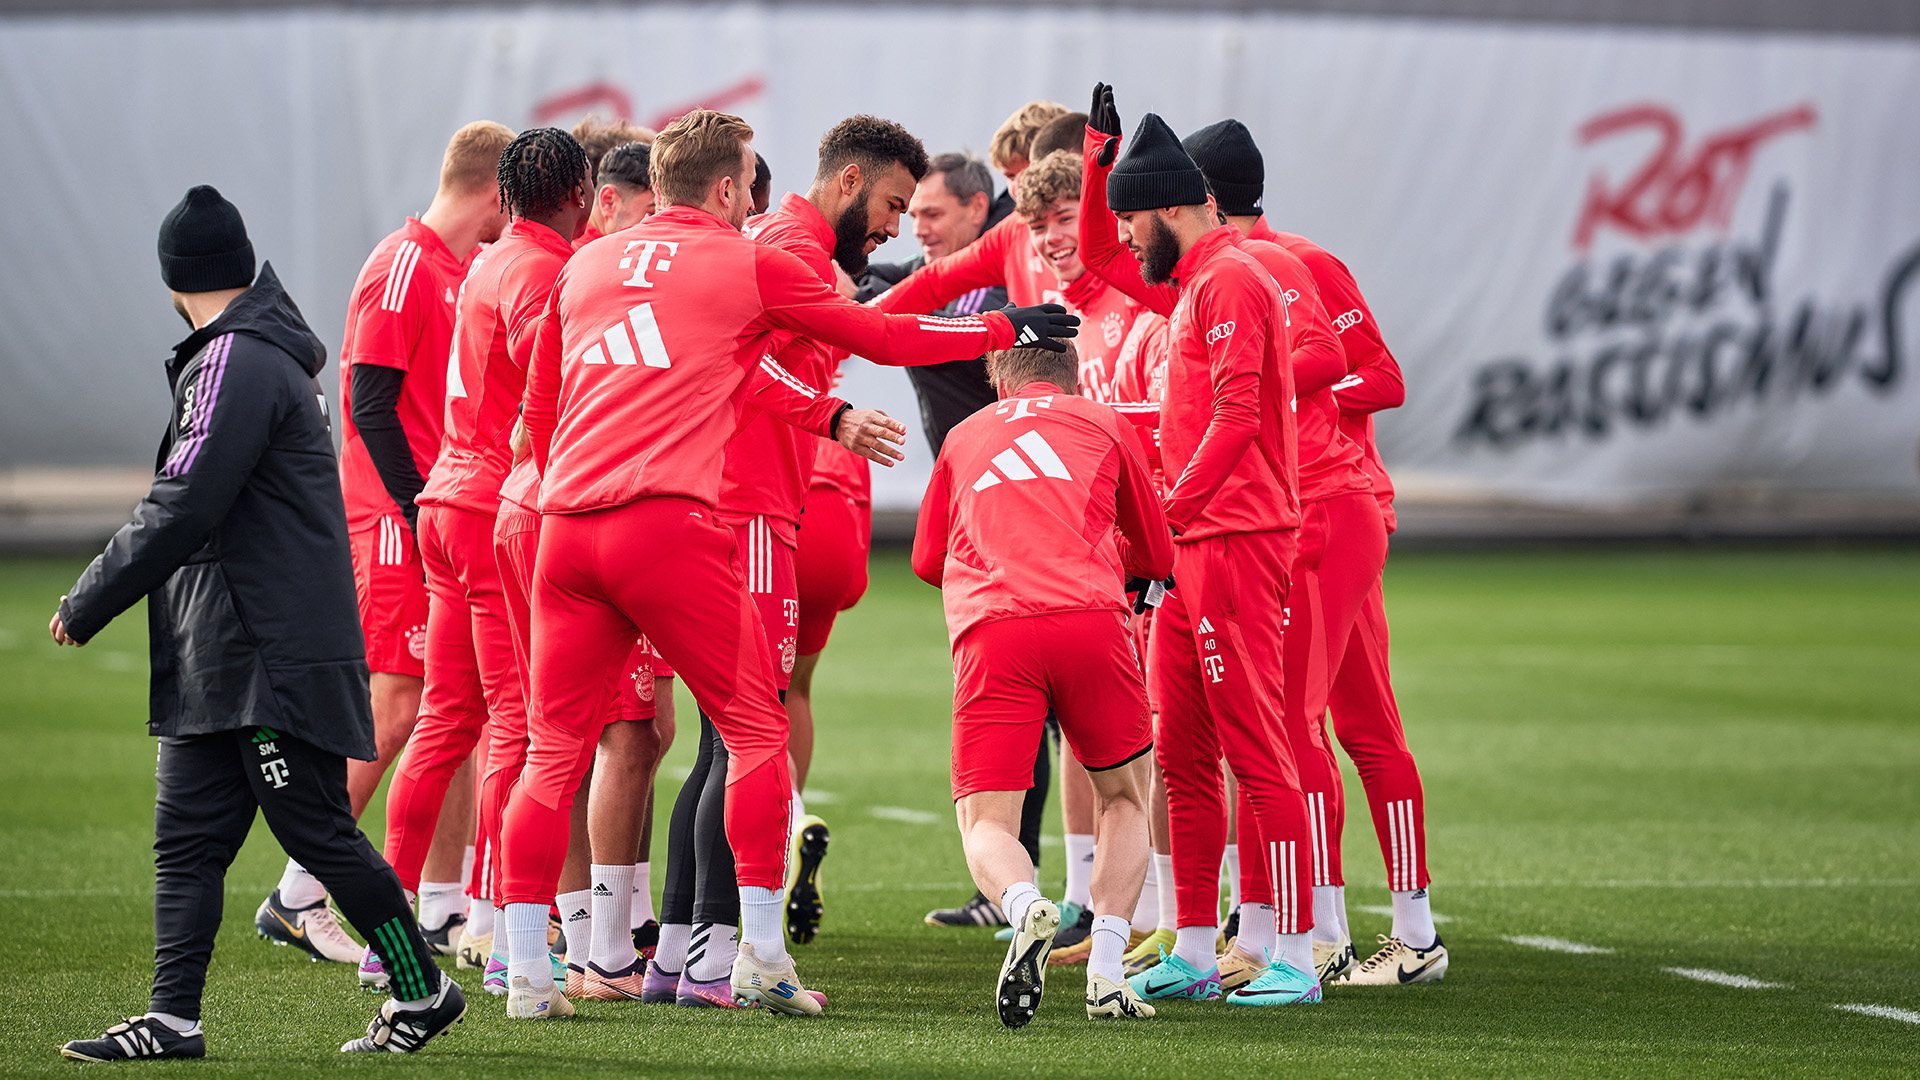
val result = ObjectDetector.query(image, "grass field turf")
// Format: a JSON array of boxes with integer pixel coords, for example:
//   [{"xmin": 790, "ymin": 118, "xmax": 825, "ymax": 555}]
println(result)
[{"xmin": 1, "ymin": 547, "xmax": 1916, "ymax": 1077}]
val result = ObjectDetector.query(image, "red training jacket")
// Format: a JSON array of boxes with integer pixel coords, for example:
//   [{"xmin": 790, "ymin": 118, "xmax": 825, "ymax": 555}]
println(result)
[
  {"xmin": 525, "ymin": 204, "xmax": 1016, "ymax": 514},
  {"xmin": 418, "ymin": 219, "xmax": 573, "ymax": 516},
  {"xmin": 874, "ymin": 214, "xmax": 1060, "ymax": 314},
  {"xmin": 913, "ymin": 380, "xmax": 1174, "ymax": 645}
]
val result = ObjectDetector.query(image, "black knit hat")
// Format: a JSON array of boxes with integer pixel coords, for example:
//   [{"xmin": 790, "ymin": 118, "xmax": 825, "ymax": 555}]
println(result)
[
  {"xmin": 1106, "ymin": 113, "xmax": 1209, "ymax": 214},
  {"xmin": 158, "ymin": 185, "xmax": 256, "ymax": 292},
  {"xmin": 1183, "ymin": 119, "xmax": 1264, "ymax": 217}
]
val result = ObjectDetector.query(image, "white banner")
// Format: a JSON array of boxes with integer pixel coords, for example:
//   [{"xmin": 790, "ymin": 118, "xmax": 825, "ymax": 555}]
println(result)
[{"xmin": 1, "ymin": 5, "xmax": 1916, "ymax": 511}]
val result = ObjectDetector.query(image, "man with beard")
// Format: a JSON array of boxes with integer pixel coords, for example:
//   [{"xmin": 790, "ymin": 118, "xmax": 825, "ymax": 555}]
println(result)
[
  {"xmin": 645, "ymin": 116, "xmax": 933, "ymax": 1006},
  {"xmin": 1076, "ymin": 85, "xmax": 1321, "ymax": 1007}
]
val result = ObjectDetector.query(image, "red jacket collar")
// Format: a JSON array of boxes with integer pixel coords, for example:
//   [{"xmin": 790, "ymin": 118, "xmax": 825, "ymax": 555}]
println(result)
[
  {"xmin": 1245, "ymin": 216, "xmax": 1282, "ymax": 245},
  {"xmin": 1171, "ymin": 225, "xmax": 1241, "ymax": 286},
  {"xmin": 1060, "ymin": 268, "xmax": 1108, "ymax": 310},
  {"xmin": 648, "ymin": 204, "xmax": 748, "ymax": 233},
  {"xmin": 1003, "ymin": 379, "xmax": 1069, "ymax": 401},
  {"xmin": 402, "ymin": 216, "xmax": 459, "ymax": 266},
  {"xmin": 776, "ymin": 191, "xmax": 836, "ymax": 252},
  {"xmin": 506, "ymin": 217, "xmax": 583, "ymax": 258}
]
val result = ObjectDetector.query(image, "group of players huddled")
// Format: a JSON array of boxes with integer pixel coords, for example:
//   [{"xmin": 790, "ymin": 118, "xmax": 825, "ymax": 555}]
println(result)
[{"xmin": 234, "ymin": 80, "xmax": 1436, "ymax": 1045}]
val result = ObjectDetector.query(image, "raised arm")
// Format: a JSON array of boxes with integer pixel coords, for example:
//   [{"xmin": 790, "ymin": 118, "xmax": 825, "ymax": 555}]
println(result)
[
  {"xmin": 1079, "ymin": 126, "xmax": 1179, "ymax": 317},
  {"xmin": 59, "ymin": 341, "xmax": 283, "ymax": 644}
]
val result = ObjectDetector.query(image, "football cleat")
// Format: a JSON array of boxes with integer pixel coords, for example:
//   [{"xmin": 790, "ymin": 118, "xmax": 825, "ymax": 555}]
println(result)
[
  {"xmin": 457, "ymin": 930, "xmax": 491, "ymax": 971},
  {"xmin": 580, "ymin": 959, "xmax": 649, "ymax": 1001},
  {"xmin": 1086, "ymin": 972, "xmax": 1155, "ymax": 1019},
  {"xmin": 924, "ymin": 890, "xmax": 1007, "ymax": 928},
  {"xmin": 677, "ymin": 971, "xmax": 749, "ymax": 1009},
  {"xmin": 1126, "ymin": 949, "xmax": 1222, "ymax": 1001},
  {"xmin": 1342, "ymin": 934, "xmax": 1448, "ymax": 985},
  {"xmin": 787, "ymin": 816, "xmax": 830, "ymax": 945},
  {"xmin": 342, "ymin": 977, "xmax": 467, "ymax": 1052},
  {"xmin": 731, "ymin": 941, "xmax": 824, "ymax": 1016},
  {"xmin": 994, "ymin": 899, "xmax": 1060, "ymax": 1029},
  {"xmin": 1050, "ymin": 924, "xmax": 1154, "ymax": 967},
  {"xmin": 255, "ymin": 889, "xmax": 362, "ymax": 963},
  {"xmin": 632, "ymin": 919, "xmax": 660, "ymax": 961},
  {"xmin": 1216, "ymin": 939, "xmax": 1267, "ymax": 992},
  {"xmin": 60, "ymin": 1017, "xmax": 205, "ymax": 1062},
  {"xmin": 357, "ymin": 946, "xmax": 390, "ymax": 992},
  {"xmin": 564, "ymin": 963, "xmax": 586, "ymax": 999},
  {"xmin": 1120, "ymin": 928, "xmax": 1178, "ymax": 976},
  {"xmin": 1314, "ymin": 937, "xmax": 1358, "ymax": 983},
  {"xmin": 1005, "ymin": 900, "xmax": 1082, "ymax": 943},
  {"xmin": 640, "ymin": 963, "xmax": 680, "ymax": 1004},
  {"xmin": 420, "ymin": 913, "xmax": 465, "ymax": 958},
  {"xmin": 1228, "ymin": 959, "xmax": 1322, "ymax": 1006},
  {"xmin": 505, "ymin": 975, "xmax": 574, "ymax": 1020},
  {"xmin": 482, "ymin": 952, "xmax": 508, "ymax": 996}
]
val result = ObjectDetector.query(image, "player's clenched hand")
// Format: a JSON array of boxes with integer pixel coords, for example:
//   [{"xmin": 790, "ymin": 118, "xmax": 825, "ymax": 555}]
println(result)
[
  {"xmin": 837, "ymin": 408, "xmax": 908, "ymax": 467},
  {"xmin": 1003, "ymin": 304, "xmax": 1080, "ymax": 353},
  {"xmin": 49, "ymin": 597, "xmax": 78, "ymax": 646}
]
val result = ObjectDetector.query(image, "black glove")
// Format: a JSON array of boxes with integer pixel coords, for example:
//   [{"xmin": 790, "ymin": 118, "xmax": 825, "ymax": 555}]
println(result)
[
  {"xmin": 1002, "ymin": 303, "xmax": 1079, "ymax": 353},
  {"xmin": 1124, "ymin": 573, "xmax": 1175, "ymax": 614},
  {"xmin": 1088, "ymin": 82, "xmax": 1122, "ymax": 166}
]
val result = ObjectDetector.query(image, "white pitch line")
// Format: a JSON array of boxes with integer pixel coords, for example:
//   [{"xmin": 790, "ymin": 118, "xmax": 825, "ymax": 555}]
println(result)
[
  {"xmin": 1832, "ymin": 1003, "xmax": 1920, "ymax": 1024},
  {"xmin": 1453, "ymin": 879, "xmax": 1920, "ymax": 888},
  {"xmin": 1356, "ymin": 904, "xmax": 1454, "ymax": 923},
  {"xmin": 1663, "ymin": 967, "xmax": 1788, "ymax": 989},
  {"xmin": 868, "ymin": 805, "xmax": 942, "ymax": 825},
  {"xmin": 1504, "ymin": 935, "xmax": 1613, "ymax": 954}
]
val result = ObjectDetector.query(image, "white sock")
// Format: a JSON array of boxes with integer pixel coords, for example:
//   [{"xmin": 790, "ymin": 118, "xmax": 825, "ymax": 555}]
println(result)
[
  {"xmin": 1237, "ymin": 902, "xmax": 1276, "ymax": 961},
  {"xmin": 630, "ymin": 863, "xmax": 655, "ymax": 928},
  {"xmin": 417, "ymin": 881, "xmax": 465, "ymax": 931},
  {"xmin": 1278, "ymin": 931, "xmax": 1313, "ymax": 976},
  {"xmin": 144, "ymin": 1011, "xmax": 201, "ymax": 1036},
  {"xmin": 1334, "ymin": 885, "xmax": 1350, "ymax": 939},
  {"xmin": 740, "ymin": 884, "xmax": 787, "ymax": 963},
  {"xmin": 688, "ymin": 921, "xmax": 741, "ymax": 981},
  {"xmin": 790, "ymin": 788, "xmax": 807, "ymax": 832},
  {"xmin": 276, "ymin": 860, "xmax": 325, "ymax": 909},
  {"xmin": 1088, "ymin": 914, "xmax": 1131, "ymax": 982},
  {"xmin": 1172, "ymin": 925, "xmax": 1217, "ymax": 971},
  {"xmin": 505, "ymin": 902, "xmax": 552, "ymax": 987},
  {"xmin": 464, "ymin": 896, "xmax": 495, "ymax": 938},
  {"xmin": 1130, "ymin": 857, "xmax": 1159, "ymax": 932},
  {"xmin": 459, "ymin": 845, "xmax": 476, "ymax": 893},
  {"xmin": 590, "ymin": 865, "xmax": 638, "ymax": 972},
  {"xmin": 1222, "ymin": 844, "xmax": 1240, "ymax": 915},
  {"xmin": 653, "ymin": 922, "xmax": 691, "ymax": 974},
  {"xmin": 1391, "ymin": 888, "xmax": 1436, "ymax": 949},
  {"xmin": 1311, "ymin": 885, "xmax": 1345, "ymax": 943},
  {"xmin": 1154, "ymin": 853, "xmax": 1178, "ymax": 932},
  {"xmin": 557, "ymin": 889, "xmax": 592, "ymax": 967},
  {"xmin": 999, "ymin": 881, "xmax": 1043, "ymax": 930},
  {"xmin": 1063, "ymin": 834, "xmax": 1095, "ymax": 910}
]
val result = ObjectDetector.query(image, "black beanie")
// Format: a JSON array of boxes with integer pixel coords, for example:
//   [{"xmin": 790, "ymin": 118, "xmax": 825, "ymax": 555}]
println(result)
[
  {"xmin": 158, "ymin": 185, "xmax": 255, "ymax": 292},
  {"xmin": 1183, "ymin": 119, "xmax": 1264, "ymax": 217},
  {"xmin": 1106, "ymin": 113, "xmax": 1209, "ymax": 214}
]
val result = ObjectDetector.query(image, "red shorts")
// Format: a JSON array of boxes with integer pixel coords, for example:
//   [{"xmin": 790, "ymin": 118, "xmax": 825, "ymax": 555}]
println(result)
[
  {"xmin": 949, "ymin": 610, "xmax": 1151, "ymax": 800},
  {"xmin": 731, "ymin": 514, "xmax": 798, "ymax": 690},
  {"xmin": 609, "ymin": 637, "xmax": 661, "ymax": 723},
  {"xmin": 350, "ymin": 514, "xmax": 429, "ymax": 677},
  {"xmin": 795, "ymin": 484, "xmax": 870, "ymax": 657}
]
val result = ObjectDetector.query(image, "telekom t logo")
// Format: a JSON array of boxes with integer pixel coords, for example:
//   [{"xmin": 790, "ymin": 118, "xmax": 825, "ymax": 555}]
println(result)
[
  {"xmin": 1572, "ymin": 102, "xmax": 1816, "ymax": 250},
  {"xmin": 621, "ymin": 240, "xmax": 679, "ymax": 287},
  {"xmin": 995, "ymin": 396, "xmax": 1053, "ymax": 422}
]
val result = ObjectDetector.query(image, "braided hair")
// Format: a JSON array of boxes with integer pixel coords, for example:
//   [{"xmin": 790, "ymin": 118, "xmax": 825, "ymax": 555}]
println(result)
[{"xmin": 497, "ymin": 127, "xmax": 589, "ymax": 219}]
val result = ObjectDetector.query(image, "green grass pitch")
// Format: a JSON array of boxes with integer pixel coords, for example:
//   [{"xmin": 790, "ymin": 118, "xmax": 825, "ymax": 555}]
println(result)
[{"xmin": 1, "ymin": 547, "xmax": 1916, "ymax": 1077}]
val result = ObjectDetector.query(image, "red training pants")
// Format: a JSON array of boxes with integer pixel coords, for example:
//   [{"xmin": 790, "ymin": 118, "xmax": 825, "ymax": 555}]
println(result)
[{"xmin": 1327, "ymin": 570, "xmax": 1429, "ymax": 891}]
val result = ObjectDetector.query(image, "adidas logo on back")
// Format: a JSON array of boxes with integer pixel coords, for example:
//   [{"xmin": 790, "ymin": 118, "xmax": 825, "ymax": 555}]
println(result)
[{"xmin": 972, "ymin": 431, "xmax": 1073, "ymax": 492}]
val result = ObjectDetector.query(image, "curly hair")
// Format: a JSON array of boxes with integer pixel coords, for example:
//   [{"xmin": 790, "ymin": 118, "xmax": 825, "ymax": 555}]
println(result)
[
  {"xmin": 815, "ymin": 115, "xmax": 929, "ymax": 185},
  {"xmin": 497, "ymin": 127, "xmax": 589, "ymax": 219},
  {"xmin": 1014, "ymin": 150, "xmax": 1082, "ymax": 220}
]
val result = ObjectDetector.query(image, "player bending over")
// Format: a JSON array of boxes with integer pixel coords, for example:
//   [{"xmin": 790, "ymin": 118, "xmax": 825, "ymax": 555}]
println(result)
[{"xmin": 913, "ymin": 342, "xmax": 1173, "ymax": 1027}]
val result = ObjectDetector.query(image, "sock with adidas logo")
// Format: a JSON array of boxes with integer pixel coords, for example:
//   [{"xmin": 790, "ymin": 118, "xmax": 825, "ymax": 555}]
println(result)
[
  {"xmin": 557, "ymin": 888, "xmax": 592, "ymax": 971},
  {"xmin": 590, "ymin": 864, "xmax": 638, "ymax": 972}
]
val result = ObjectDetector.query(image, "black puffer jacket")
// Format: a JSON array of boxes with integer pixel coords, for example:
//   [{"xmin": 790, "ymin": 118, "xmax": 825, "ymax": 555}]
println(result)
[{"xmin": 60, "ymin": 264, "xmax": 375, "ymax": 760}]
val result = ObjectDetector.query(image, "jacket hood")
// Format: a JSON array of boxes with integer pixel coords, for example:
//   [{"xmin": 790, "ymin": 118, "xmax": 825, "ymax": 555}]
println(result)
[{"xmin": 174, "ymin": 262, "xmax": 328, "ymax": 377}]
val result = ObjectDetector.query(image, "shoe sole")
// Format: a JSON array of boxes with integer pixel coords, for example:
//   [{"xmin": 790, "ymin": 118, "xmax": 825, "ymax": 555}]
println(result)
[
  {"xmin": 256, "ymin": 924, "xmax": 338, "ymax": 964},
  {"xmin": 639, "ymin": 989, "xmax": 678, "ymax": 1004},
  {"xmin": 787, "ymin": 823, "xmax": 829, "ymax": 945},
  {"xmin": 1229, "ymin": 984, "xmax": 1324, "ymax": 1006},
  {"xmin": 733, "ymin": 983, "xmax": 823, "ymax": 1016},
  {"xmin": 996, "ymin": 901, "xmax": 1060, "ymax": 1030}
]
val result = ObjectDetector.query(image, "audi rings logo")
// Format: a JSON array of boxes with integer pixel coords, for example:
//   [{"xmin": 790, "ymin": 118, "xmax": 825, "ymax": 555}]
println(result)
[
  {"xmin": 1332, "ymin": 308, "xmax": 1364, "ymax": 333},
  {"xmin": 1206, "ymin": 321, "xmax": 1235, "ymax": 344}
]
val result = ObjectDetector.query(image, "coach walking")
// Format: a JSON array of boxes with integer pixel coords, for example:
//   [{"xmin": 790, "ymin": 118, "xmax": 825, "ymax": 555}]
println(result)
[{"xmin": 48, "ymin": 187, "xmax": 464, "ymax": 1061}]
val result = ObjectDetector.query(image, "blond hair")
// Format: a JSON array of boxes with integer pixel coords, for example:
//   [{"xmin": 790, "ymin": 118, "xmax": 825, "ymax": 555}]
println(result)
[
  {"xmin": 650, "ymin": 110, "xmax": 755, "ymax": 207},
  {"xmin": 1014, "ymin": 150, "xmax": 1083, "ymax": 220},
  {"xmin": 986, "ymin": 341, "xmax": 1079, "ymax": 395},
  {"xmin": 571, "ymin": 114, "xmax": 657, "ymax": 168},
  {"xmin": 989, "ymin": 100, "xmax": 1069, "ymax": 171},
  {"xmin": 439, "ymin": 121, "xmax": 515, "ymax": 194}
]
